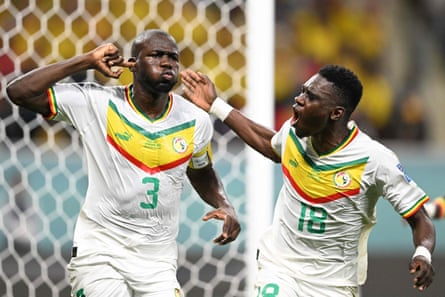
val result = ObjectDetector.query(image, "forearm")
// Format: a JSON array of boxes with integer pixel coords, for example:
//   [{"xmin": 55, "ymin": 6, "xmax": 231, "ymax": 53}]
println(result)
[
  {"xmin": 187, "ymin": 166, "xmax": 232, "ymax": 209},
  {"xmin": 218, "ymin": 106, "xmax": 280, "ymax": 163},
  {"xmin": 408, "ymin": 208, "xmax": 436, "ymax": 252}
]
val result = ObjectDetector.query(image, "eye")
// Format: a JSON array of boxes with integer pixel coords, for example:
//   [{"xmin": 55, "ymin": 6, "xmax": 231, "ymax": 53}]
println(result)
[
  {"xmin": 307, "ymin": 91, "xmax": 316, "ymax": 101},
  {"xmin": 168, "ymin": 53, "xmax": 179, "ymax": 61},
  {"xmin": 295, "ymin": 85, "xmax": 303, "ymax": 96}
]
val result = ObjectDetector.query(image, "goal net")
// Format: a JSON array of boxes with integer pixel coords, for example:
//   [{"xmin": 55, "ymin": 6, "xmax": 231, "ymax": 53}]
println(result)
[{"xmin": 0, "ymin": 1, "xmax": 272, "ymax": 296}]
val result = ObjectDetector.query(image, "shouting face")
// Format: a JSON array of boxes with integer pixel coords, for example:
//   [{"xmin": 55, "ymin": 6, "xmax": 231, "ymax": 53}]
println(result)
[{"xmin": 291, "ymin": 74, "xmax": 344, "ymax": 138}]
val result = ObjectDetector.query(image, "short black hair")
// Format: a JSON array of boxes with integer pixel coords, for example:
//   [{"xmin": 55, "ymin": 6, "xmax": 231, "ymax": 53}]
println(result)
[{"xmin": 318, "ymin": 64, "xmax": 363, "ymax": 114}]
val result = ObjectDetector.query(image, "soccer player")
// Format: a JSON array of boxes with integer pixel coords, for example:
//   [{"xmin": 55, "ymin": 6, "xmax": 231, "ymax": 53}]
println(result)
[
  {"xmin": 6, "ymin": 29, "xmax": 241, "ymax": 297},
  {"xmin": 180, "ymin": 65, "xmax": 436, "ymax": 296}
]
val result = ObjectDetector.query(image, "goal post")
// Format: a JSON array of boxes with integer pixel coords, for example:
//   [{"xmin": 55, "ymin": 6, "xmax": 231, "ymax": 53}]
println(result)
[
  {"xmin": 0, "ymin": 1, "xmax": 276, "ymax": 296},
  {"xmin": 245, "ymin": 1, "xmax": 275, "ymax": 295}
]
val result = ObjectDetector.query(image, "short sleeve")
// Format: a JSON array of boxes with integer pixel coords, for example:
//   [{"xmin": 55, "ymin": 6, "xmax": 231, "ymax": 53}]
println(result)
[
  {"xmin": 271, "ymin": 120, "xmax": 291, "ymax": 158},
  {"xmin": 377, "ymin": 147, "xmax": 428, "ymax": 218},
  {"xmin": 46, "ymin": 83, "xmax": 95, "ymax": 127}
]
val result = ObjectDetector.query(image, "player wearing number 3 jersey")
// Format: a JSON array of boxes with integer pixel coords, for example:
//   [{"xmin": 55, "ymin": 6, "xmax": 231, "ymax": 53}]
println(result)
[
  {"xmin": 180, "ymin": 64, "xmax": 436, "ymax": 296},
  {"xmin": 6, "ymin": 29, "xmax": 241, "ymax": 297}
]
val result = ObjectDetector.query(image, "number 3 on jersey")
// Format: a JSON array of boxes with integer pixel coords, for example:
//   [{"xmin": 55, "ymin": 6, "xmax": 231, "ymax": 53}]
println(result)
[{"xmin": 140, "ymin": 177, "xmax": 160, "ymax": 209}]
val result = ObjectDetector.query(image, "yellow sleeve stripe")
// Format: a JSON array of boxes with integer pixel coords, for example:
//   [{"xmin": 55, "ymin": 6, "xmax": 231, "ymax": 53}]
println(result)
[{"xmin": 402, "ymin": 195, "xmax": 430, "ymax": 218}]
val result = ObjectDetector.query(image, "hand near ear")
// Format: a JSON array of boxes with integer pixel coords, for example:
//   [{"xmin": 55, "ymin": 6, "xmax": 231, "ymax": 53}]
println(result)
[
  {"xmin": 122, "ymin": 57, "xmax": 136, "ymax": 72},
  {"xmin": 89, "ymin": 44, "xmax": 136, "ymax": 78}
]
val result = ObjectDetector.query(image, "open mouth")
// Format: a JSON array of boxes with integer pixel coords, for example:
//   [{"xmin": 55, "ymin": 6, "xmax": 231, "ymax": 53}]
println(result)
[{"xmin": 290, "ymin": 109, "xmax": 299, "ymax": 126}]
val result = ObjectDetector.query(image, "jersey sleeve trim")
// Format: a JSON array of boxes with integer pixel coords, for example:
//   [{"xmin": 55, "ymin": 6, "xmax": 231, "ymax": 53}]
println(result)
[
  {"xmin": 45, "ymin": 87, "xmax": 58, "ymax": 120},
  {"xmin": 401, "ymin": 195, "xmax": 430, "ymax": 218}
]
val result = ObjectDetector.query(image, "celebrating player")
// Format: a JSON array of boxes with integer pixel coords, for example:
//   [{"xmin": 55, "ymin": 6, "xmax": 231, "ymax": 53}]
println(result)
[
  {"xmin": 181, "ymin": 65, "xmax": 435, "ymax": 296},
  {"xmin": 6, "ymin": 29, "xmax": 241, "ymax": 297}
]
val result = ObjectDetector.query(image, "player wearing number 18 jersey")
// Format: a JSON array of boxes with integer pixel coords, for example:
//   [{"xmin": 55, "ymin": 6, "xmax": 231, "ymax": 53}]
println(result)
[
  {"xmin": 7, "ymin": 29, "xmax": 241, "ymax": 297},
  {"xmin": 180, "ymin": 64, "xmax": 435, "ymax": 297},
  {"xmin": 255, "ymin": 120, "xmax": 429, "ymax": 296}
]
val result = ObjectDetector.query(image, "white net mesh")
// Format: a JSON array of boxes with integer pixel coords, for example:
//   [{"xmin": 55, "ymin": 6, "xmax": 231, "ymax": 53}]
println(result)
[{"xmin": 0, "ymin": 1, "xmax": 248, "ymax": 296}]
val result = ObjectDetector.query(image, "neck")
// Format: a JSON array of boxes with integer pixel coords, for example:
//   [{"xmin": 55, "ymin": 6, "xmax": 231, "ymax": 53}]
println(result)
[
  {"xmin": 130, "ymin": 84, "xmax": 170, "ymax": 119},
  {"xmin": 311, "ymin": 125, "xmax": 350, "ymax": 155}
]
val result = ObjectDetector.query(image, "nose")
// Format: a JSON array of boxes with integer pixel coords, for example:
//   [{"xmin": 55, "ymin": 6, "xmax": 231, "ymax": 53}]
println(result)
[
  {"xmin": 160, "ymin": 54, "xmax": 173, "ymax": 67},
  {"xmin": 294, "ymin": 93, "xmax": 305, "ymax": 106}
]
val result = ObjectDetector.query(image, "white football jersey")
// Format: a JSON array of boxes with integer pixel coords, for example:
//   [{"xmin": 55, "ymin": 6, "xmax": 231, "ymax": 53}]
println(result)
[
  {"xmin": 47, "ymin": 82, "xmax": 213, "ymax": 247},
  {"xmin": 259, "ymin": 120, "xmax": 428, "ymax": 286}
]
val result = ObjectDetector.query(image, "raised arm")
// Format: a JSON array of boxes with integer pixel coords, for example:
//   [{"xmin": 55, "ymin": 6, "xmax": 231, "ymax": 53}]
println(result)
[
  {"xmin": 186, "ymin": 165, "xmax": 241, "ymax": 245},
  {"xmin": 6, "ymin": 44, "xmax": 134, "ymax": 116},
  {"xmin": 406, "ymin": 207, "xmax": 435, "ymax": 291},
  {"xmin": 181, "ymin": 69, "xmax": 281, "ymax": 163}
]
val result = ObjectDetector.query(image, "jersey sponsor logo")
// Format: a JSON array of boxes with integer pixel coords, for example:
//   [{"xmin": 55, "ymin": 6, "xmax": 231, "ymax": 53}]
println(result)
[
  {"xmin": 76, "ymin": 288, "xmax": 86, "ymax": 297},
  {"xmin": 106, "ymin": 100, "xmax": 195, "ymax": 173},
  {"xmin": 282, "ymin": 128, "xmax": 368, "ymax": 204},
  {"xmin": 115, "ymin": 131, "xmax": 132, "ymax": 141}
]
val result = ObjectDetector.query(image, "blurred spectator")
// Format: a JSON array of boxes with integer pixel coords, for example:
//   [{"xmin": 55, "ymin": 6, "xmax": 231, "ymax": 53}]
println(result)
[
  {"xmin": 274, "ymin": 0, "xmax": 398, "ymax": 137},
  {"xmin": 384, "ymin": 88, "xmax": 428, "ymax": 141}
]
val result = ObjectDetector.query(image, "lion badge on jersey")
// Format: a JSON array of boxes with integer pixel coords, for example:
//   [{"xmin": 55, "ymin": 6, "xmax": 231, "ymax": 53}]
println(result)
[
  {"xmin": 172, "ymin": 136, "xmax": 188, "ymax": 154},
  {"xmin": 334, "ymin": 171, "xmax": 352, "ymax": 188}
]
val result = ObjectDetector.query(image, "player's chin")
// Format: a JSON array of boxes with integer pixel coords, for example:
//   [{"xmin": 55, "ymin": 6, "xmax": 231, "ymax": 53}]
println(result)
[{"xmin": 157, "ymin": 81, "xmax": 177, "ymax": 92}]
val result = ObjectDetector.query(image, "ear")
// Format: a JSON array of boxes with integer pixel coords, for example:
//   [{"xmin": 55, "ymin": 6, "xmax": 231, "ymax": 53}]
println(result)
[
  {"xmin": 330, "ymin": 106, "xmax": 345, "ymax": 121},
  {"xmin": 128, "ymin": 57, "xmax": 136, "ymax": 72}
]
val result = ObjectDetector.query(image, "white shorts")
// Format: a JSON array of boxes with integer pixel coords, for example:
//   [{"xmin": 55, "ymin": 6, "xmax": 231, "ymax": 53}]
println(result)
[
  {"xmin": 67, "ymin": 215, "xmax": 183, "ymax": 297},
  {"xmin": 254, "ymin": 251, "xmax": 359, "ymax": 297}
]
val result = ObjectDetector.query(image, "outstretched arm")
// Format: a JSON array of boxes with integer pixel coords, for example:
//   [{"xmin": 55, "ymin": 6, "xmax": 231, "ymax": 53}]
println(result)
[
  {"xmin": 6, "ymin": 43, "xmax": 134, "ymax": 116},
  {"xmin": 406, "ymin": 207, "xmax": 435, "ymax": 291},
  {"xmin": 186, "ymin": 165, "xmax": 241, "ymax": 245},
  {"xmin": 181, "ymin": 69, "xmax": 281, "ymax": 163}
]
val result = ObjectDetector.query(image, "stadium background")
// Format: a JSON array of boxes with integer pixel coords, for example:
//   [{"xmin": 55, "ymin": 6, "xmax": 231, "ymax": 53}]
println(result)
[{"xmin": 1, "ymin": 0, "xmax": 445, "ymax": 296}]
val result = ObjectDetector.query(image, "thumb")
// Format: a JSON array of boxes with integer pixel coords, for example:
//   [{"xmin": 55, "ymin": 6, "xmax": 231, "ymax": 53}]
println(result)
[{"xmin": 202, "ymin": 209, "xmax": 224, "ymax": 221}]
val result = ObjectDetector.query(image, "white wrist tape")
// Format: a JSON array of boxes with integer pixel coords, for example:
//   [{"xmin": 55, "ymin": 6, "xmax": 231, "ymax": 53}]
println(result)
[
  {"xmin": 412, "ymin": 246, "xmax": 432, "ymax": 264},
  {"xmin": 209, "ymin": 97, "xmax": 233, "ymax": 121}
]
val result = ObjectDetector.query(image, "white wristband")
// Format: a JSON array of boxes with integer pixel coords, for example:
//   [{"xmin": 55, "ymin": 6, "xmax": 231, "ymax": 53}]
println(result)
[
  {"xmin": 209, "ymin": 97, "xmax": 233, "ymax": 121},
  {"xmin": 412, "ymin": 246, "xmax": 432, "ymax": 264}
]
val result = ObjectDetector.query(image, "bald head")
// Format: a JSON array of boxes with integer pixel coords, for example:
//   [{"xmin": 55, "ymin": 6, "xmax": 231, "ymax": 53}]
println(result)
[{"xmin": 131, "ymin": 29, "xmax": 177, "ymax": 57}]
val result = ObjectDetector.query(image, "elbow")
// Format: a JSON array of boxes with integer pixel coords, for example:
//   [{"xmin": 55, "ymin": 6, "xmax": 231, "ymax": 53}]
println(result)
[
  {"xmin": 6, "ymin": 81, "xmax": 25, "ymax": 106},
  {"xmin": 6, "ymin": 79, "xmax": 44, "ymax": 107}
]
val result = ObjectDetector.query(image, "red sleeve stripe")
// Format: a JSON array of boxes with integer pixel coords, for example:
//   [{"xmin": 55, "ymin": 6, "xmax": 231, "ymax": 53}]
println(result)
[{"xmin": 44, "ymin": 87, "xmax": 58, "ymax": 120}]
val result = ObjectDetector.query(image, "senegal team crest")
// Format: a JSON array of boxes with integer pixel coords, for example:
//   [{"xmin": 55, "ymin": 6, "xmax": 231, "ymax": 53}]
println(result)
[
  {"xmin": 333, "ymin": 171, "xmax": 352, "ymax": 188},
  {"xmin": 172, "ymin": 136, "xmax": 188, "ymax": 153}
]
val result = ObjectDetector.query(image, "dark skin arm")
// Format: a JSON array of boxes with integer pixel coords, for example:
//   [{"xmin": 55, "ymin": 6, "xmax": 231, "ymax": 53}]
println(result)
[
  {"xmin": 181, "ymin": 69, "xmax": 281, "ymax": 163},
  {"xmin": 406, "ymin": 207, "xmax": 435, "ymax": 291},
  {"xmin": 6, "ymin": 43, "xmax": 134, "ymax": 116},
  {"xmin": 186, "ymin": 164, "xmax": 241, "ymax": 245}
]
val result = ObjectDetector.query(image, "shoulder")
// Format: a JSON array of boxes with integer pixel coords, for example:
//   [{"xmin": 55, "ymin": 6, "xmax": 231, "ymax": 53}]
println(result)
[
  {"xmin": 171, "ymin": 93, "xmax": 212, "ymax": 123},
  {"xmin": 53, "ymin": 81, "xmax": 124, "ymax": 96},
  {"xmin": 355, "ymin": 129, "xmax": 400, "ymax": 168}
]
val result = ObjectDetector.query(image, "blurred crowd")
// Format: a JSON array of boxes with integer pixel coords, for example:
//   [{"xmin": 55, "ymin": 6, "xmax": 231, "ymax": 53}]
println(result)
[
  {"xmin": 273, "ymin": 0, "xmax": 441, "ymax": 141},
  {"xmin": 2, "ymin": 0, "xmax": 445, "ymax": 143}
]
